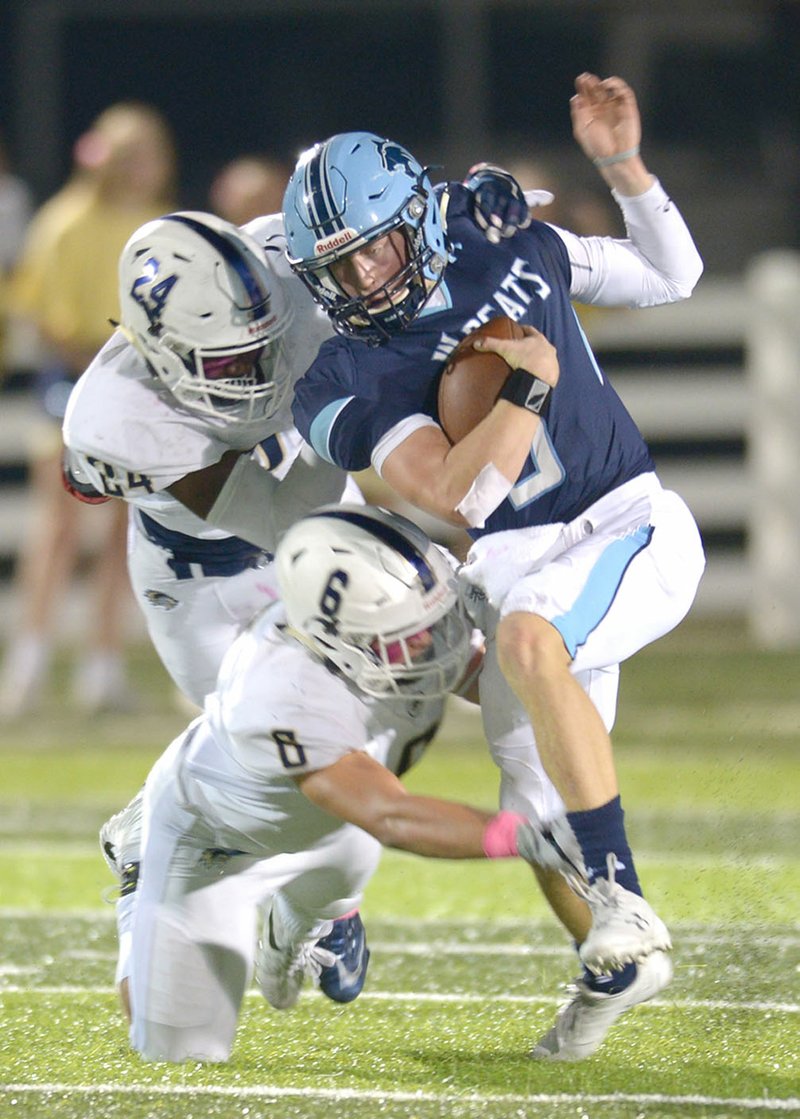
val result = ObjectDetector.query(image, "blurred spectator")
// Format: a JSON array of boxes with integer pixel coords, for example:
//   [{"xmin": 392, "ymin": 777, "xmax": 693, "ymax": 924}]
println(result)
[
  {"xmin": 208, "ymin": 154, "xmax": 291, "ymax": 224},
  {"xmin": 0, "ymin": 102, "xmax": 177, "ymax": 719},
  {"xmin": 0, "ymin": 129, "xmax": 34, "ymax": 377}
]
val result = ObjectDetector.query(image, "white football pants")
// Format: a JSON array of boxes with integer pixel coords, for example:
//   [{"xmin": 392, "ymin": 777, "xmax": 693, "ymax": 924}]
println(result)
[
  {"xmin": 462, "ymin": 472, "xmax": 706, "ymax": 823},
  {"xmin": 128, "ymin": 733, "xmax": 381, "ymax": 1063},
  {"xmin": 127, "ymin": 522, "xmax": 281, "ymax": 707}
]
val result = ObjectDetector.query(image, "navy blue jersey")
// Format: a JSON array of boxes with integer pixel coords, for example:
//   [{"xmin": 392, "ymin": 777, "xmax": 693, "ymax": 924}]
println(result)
[{"xmin": 292, "ymin": 184, "xmax": 655, "ymax": 536}]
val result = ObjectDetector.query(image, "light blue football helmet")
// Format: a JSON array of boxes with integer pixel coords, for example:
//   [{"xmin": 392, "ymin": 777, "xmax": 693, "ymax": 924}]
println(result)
[{"xmin": 282, "ymin": 132, "xmax": 451, "ymax": 343}]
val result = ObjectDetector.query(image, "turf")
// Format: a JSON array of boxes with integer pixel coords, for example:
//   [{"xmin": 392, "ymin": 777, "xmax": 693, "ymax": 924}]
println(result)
[{"xmin": 0, "ymin": 618, "xmax": 798, "ymax": 1119}]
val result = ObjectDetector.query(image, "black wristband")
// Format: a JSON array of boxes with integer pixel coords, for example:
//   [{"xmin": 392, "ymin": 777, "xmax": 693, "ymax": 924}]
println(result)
[{"xmin": 497, "ymin": 366, "xmax": 552, "ymax": 415}]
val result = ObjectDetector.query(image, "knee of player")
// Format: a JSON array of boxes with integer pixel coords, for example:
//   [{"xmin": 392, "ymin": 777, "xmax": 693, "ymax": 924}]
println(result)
[{"xmin": 496, "ymin": 612, "xmax": 569, "ymax": 681}]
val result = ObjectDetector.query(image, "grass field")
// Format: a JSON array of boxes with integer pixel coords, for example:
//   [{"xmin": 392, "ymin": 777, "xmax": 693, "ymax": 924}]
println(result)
[{"xmin": 0, "ymin": 618, "xmax": 798, "ymax": 1119}]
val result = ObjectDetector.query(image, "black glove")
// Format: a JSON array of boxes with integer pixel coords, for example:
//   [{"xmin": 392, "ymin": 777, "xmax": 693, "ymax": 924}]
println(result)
[{"xmin": 463, "ymin": 162, "xmax": 531, "ymax": 244}]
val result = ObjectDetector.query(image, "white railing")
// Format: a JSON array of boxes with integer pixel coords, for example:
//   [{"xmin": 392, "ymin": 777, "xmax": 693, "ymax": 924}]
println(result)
[
  {"xmin": 745, "ymin": 251, "xmax": 800, "ymax": 648},
  {"xmin": 586, "ymin": 276, "xmax": 749, "ymax": 620}
]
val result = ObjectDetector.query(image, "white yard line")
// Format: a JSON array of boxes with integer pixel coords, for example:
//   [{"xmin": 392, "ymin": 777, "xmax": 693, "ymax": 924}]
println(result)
[
  {"xmin": 3, "ymin": 910, "xmax": 799, "ymax": 953},
  {"xmin": 1, "ymin": 907, "xmax": 799, "ymax": 935},
  {"xmin": 1, "ymin": 1083, "xmax": 798, "ymax": 1112},
  {"xmin": 2, "ymin": 985, "xmax": 798, "ymax": 1014},
  {"xmin": 368, "ymin": 937, "xmax": 800, "ymax": 954}
]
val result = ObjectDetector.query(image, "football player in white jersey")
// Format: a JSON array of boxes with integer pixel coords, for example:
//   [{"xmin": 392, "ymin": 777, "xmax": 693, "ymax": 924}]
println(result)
[
  {"xmin": 124, "ymin": 505, "xmax": 575, "ymax": 1065},
  {"xmin": 72, "ymin": 201, "xmax": 527, "ymax": 1020},
  {"xmin": 63, "ymin": 210, "xmax": 371, "ymax": 1014},
  {"xmin": 62, "ymin": 210, "xmax": 356, "ymax": 705}
]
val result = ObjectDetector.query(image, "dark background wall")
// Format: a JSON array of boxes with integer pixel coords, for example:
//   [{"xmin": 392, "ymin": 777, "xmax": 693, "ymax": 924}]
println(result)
[{"xmin": 1, "ymin": 0, "xmax": 799, "ymax": 274}]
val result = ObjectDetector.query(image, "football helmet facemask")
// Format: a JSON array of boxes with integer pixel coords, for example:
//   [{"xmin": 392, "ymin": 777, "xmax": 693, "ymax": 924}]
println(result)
[
  {"xmin": 118, "ymin": 211, "xmax": 294, "ymax": 423},
  {"xmin": 282, "ymin": 132, "xmax": 451, "ymax": 344},
  {"xmin": 275, "ymin": 504, "xmax": 471, "ymax": 699}
]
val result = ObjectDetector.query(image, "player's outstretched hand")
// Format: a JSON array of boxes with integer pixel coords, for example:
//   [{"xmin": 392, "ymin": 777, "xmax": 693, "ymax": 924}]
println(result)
[
  {"xmin": 570, "ymin": 72, "xmax": 642, "ymax": 166},
  {"xmin": 463, "ymin": 163, "xmax": 531, "ymax": 244},
  {"xmin": 474, "ymin": 324, "xmax": 559, "ymax": 387},
  {"xmin": 516, "ymin": 815, "xmax": 588, "ymax": 882}
]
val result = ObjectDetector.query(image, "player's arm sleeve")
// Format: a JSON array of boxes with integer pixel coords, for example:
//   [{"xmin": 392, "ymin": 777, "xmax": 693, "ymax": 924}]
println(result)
[
  {"xmin": 296, "ymin": 392, "xmax": 378, "ymax": 473},
  {"xmin": 294, "ymin": 368, "xmax": 406, "ymax": 476},
  {"xmin": 267, "ymin": 442, "xmax": 351, "ymax": 543},
  {"xmin": 554, "ymin": 178, "xmax": 704, "ymax": 307},
  {"xmin": 371, "ymin": 414, "xmax": 441, "ymax": 477},
  {"xmin": 61, "ymin": 443, "xmax": 164, "ymax": 503},
  {"xmin": 206, "ymin": 442, "xmax": 351, "ymax": 550},
  {"xmin": 293, "ymin": 337, "xmax": 408, "ymax": 471},
  {"xmin": 204, "ymin": 453, "xmax": 281, "ymax": 550}
]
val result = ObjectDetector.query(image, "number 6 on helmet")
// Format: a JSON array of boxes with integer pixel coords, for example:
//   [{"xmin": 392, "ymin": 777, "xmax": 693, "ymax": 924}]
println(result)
[{"xmin": 275, "ymin": 505, "xmax": 472, "ymax": 699}]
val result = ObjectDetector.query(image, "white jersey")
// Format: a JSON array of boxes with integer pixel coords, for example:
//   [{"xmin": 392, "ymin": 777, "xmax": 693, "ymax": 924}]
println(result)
[
  {"xmin": 61, "ymin": 213, "xmax": 348, "ymax": 704},
  {"xmin": 62, "ymin": 213, "xmax": 333, "ymax": 540},
  {"xmin": 179, "ymin": 606, "xmax": 443, "ymax": 855},
  {"xmin": 127, "ymin": 603, "xmax": 419, "ymax": 1062}
]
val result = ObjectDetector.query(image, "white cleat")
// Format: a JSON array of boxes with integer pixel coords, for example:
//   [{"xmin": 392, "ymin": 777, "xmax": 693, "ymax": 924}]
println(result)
[
  {"xmin": 255, "ymin": 903, "xmax": 336, "ymax": 1010},
  {"xmin": 99, "ymin": 790, "xmax": 144, "ymax": 883},
  {"xmin": 575, "ymin": 853, "xmax": 672, "ymax": 975},
  {"xmin": 530, "ymin": 949, "xmax": 673, "ymax": 1061}
]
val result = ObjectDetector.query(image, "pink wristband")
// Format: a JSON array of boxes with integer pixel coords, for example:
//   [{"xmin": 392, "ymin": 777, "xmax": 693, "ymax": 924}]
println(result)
[{"xmin": 482, "ymin": 811, "xmax": 526, "ymax": 858}]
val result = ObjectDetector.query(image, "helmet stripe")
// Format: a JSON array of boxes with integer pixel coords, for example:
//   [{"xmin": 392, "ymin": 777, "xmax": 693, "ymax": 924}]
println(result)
[
  {"xmin": 164, "ymin": 214, "xmax": 269, "ymax": 316},
  {"xmin": 304, "ymin": 142, "xmax": 344, "ymax": 239},
  {"xmin": 314, "ymin": 508, "xmax": 436, "ymax": 591}
]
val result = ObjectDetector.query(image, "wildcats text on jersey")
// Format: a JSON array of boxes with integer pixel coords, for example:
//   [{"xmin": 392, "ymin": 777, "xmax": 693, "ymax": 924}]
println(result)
[
  {"xmin": 431, "ymin": 258, "xmax": 552, "ymax": 361},
  {"xmin": 460, "ymin": 258, "xmax": 552, "ymax": 336}
]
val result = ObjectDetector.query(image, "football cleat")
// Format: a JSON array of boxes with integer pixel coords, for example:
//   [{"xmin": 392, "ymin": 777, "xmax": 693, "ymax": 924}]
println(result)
[
  {"xmin": 529, "ymin": 949, "xmax": 673, "ymax": 1061},
  {"xmin": 99, "ymin": 791, "xmax": 144, "ymax": 897},
  {"xmin": 256, "ymin": 906, "xmax": 370, "ymax": 1009},
  {"xmin": 256, "ymin": 904, "xmax": 335, "ymax": 1009},
  {"xmin": 315, "ymin": 912, "xmax": 370, "ymax": 1004},
  {"xmin": 575, "ymin": 853, "xmax": 672, "ymax": 975}
]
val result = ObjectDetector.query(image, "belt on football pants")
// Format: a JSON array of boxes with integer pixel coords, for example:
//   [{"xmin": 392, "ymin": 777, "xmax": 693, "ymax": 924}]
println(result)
[{"xmin": 138, "ymin": 511, "xmax": 273, "ymax": 580}]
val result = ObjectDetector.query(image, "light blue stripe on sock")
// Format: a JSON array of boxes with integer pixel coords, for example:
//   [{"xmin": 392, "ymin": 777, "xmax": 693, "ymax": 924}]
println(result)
[{"xmin": 551, "ymin": 524, "xmax": 653, "ymax": 657}]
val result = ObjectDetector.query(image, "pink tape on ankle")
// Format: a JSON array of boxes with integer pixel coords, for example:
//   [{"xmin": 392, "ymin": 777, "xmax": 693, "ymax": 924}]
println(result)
[{"xmin": 482, "ymin": 811, "xmax": 526, "ymax": 858}]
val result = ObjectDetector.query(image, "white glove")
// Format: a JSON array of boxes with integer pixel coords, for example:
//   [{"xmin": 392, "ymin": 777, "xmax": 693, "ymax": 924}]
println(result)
[{"xmin": 516, "ymin": 814, "xmax": 587, "ymax": 883}]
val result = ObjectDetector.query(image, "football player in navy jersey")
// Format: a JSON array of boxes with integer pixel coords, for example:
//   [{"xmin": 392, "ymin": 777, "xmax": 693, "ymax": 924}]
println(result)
[{"xmin": 282, "ymin": 73, "xmax": 706, "ymax": 1060}]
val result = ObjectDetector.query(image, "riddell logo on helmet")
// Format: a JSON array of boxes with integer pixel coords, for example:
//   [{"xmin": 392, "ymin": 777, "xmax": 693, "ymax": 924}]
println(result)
[
  {"xmin": 248, "ymin": 313, "xmax": 277, "ymax": 336},
  {"xmin": 315, "ymin": 229, "xmax": 358, "ymax": 256}
]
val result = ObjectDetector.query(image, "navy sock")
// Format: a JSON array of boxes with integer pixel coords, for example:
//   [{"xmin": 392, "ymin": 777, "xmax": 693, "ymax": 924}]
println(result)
[
  {"xmin": 582, "ymin": 959, "xmax": 637, "ymax": 995},
  {"xmin": 567, "ymin": 795, "xmax": 642, "ymax": 896}
]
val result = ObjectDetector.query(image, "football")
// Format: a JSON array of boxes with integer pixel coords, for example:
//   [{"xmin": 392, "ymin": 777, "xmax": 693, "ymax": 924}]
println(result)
[{"xmin": 437, "ymin": 316, "xmax": 525, "ymax": 443}]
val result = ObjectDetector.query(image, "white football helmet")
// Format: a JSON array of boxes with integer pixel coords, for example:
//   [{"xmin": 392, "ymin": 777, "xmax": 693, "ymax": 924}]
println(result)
[
  {"xmin": 275, "ymin": 505, "xmax": 471, "ymax": 699},
  {"xmin": 118, "ymin": 211, "xmax": 294, "ymax": 423}
]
